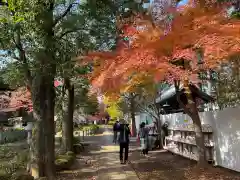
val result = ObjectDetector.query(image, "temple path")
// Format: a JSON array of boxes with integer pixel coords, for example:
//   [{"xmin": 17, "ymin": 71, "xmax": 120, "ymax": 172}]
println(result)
[
  {"xmin": 57, "ymin": 126, "xmax": 240, "ymax": 180},
  {"xmin": 57, "ymin": 126, "xmax": 140, "ymax": 180}
]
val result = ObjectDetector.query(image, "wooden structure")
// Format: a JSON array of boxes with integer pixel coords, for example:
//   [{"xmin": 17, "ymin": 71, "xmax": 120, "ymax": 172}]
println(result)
[
  {"xmin": 157, "ymin": 82, "xmax": 215, "ymax": 163},
  {"xmin": 164, "ymin": 124, "xmax": 214, "ymax": 163},
  {"xmin": 156, "ymin": 84, "xmax": 214, "ymax": 114}
]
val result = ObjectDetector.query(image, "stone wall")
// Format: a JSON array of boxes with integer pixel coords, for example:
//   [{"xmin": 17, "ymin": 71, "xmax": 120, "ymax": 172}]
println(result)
[{"xmin": 0, "ymin": 129, "xmax": 27, "ymax": 144}]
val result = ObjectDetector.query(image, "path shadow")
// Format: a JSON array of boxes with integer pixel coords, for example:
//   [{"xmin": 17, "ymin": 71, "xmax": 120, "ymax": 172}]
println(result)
[{"xmin": 130, "ymin": 150, "xmax": 240, "ymax": 180}]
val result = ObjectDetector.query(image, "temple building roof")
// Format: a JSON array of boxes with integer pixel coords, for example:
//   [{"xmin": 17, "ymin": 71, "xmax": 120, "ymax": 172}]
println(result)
[{"xmin": 156, "ymin": 83, "xmax": 214, "ymax": 114}]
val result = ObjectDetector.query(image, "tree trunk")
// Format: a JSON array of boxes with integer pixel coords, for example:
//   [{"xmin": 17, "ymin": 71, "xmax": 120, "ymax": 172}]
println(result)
[
  {"xmin": 32, "ymin": 76, "xmax": 56, "ymax": 179},
  {"xmin": 130, "ymin": 94, "xmax": 137, "ymax": 137},
  {"xmin": 183, "ymin": 106, "xmax": 206, "ymax": 166},
  {"xmin": 62, "ymin": 78, "xmax": 74, "ymax": 152},
  {"xmin": 155, "ymin": 117, "xmax": 163, "ymax": 149},
  {"xmin": 174, "ymin": 80, "xmax": 206, "ymax": 166},
  {"xmin": 189, "ymin": 103, "xmax": 207, "ymax": 166},
  {"xmin": 130, "ymin": 110, "xmax": 136, "ymax": 137},
  {"xmin": 44, "ymin": 80, "xmax": 56, "ymax": 179},
  {"xmin": 31, "ymin": 76, "xmax": 47, "ymax": 177},
  {"xmin": 32, "ymin": 70, "xmax": 56, "ymax": 180},
  {"xmin": 40, "ymin": 2, "xmax": 56, "ymax": 178}
]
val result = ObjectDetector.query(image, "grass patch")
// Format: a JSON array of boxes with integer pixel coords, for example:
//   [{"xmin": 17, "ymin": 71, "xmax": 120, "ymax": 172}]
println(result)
[
  {"xmin": 232, "ymin": 12, "xmax": 240, "ymax": 19},
  {"xmin": 108, "ymin": 120, "xmax": 115, "ymax": 126},
  {"xmin": 77, "ymin": 124, "xmax": 100, "ymax": 133}
]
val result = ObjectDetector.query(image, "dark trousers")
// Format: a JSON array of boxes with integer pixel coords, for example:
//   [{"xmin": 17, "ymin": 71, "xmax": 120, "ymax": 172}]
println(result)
[
  {"xmin": 119, "ymin": 142, "xmax": 129, "ymax": 161},
  {"xmin": 142, "ymin": 148, "xmax": 148, "ymax": 155},
  {"xmin": 113, "ymin": 131, "xmax": 118, "ymax": 143}
]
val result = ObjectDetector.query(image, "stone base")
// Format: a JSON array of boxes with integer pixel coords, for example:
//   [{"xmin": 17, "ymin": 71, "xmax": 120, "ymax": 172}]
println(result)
[{"xmin": 30, "ymin": 164, "xmax": 39, "ymax": 179}]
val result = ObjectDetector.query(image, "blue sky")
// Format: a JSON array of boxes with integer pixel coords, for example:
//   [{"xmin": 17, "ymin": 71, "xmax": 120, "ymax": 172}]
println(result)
[
  {"xmin": 177, "ymin": 0, "xmax": 189, "ymax": 6},
  {"xmin": 147, "ymin": 0, "xmax": 189, "ymax": 8}
]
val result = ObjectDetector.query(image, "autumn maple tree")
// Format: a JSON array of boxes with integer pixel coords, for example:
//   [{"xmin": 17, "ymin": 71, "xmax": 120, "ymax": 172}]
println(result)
[{"xmin": 82, "ymin": 0, "xmax": 240, "ymax": 166}]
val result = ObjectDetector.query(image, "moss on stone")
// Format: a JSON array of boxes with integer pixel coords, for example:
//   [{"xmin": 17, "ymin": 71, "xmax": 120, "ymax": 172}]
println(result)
[
  {"xmin": 55, "ymin": 151, "xmax": 76, "ymax": 171},
  {"xmin": 55, "ymin": 158, "xmax": 68, "ymax": 165},
  {"xmin": 66, "ymin": 151, "xmax": 75, "ymax": 156},
  {"xmin": 0, "ymin": 170, "xmax": 11, "ymax": 180}
]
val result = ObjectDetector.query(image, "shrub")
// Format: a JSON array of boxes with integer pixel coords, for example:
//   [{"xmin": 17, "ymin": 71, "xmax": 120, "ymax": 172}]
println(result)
[
  {"xmin": 73, "ymin": 144, "xmax": 84, "ymax": 154},
  {"xmin": 66, "ymin": 151, "xmax": 75, "ymax": 156},
  {"xmin": 108, "ymin": 120, "xmax": 115, "ymax": 126},
  {"xmin": 232, "ymin": 12, "xmax": 240, "ymax": 19},
  {"xmin": 55, "ymin": 158, "xmax": 68, "ymax": 165},
  {"xmin": 0, "ymin": 148, "xmax": 29, "ymax": 179},
  {"xmin": 79, "ymin": 124, "xmax": 99, "ymax": 134},
  {"xmin": 55, "ymin": 151, "xmax": 76, "ymax": 171},
  {"xmin": 0, "ymin": 169, "xmax": 11, "ymax": 180},
  {"xmin": 73, "ymin": 136, "xmax": 81, "ymax": 144}
]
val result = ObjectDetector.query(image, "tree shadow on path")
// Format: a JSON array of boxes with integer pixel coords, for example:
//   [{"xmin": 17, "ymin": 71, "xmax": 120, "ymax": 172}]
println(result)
[{"xmin": 130, "ymin": 150, "xmax": 240, "ymax": 180}]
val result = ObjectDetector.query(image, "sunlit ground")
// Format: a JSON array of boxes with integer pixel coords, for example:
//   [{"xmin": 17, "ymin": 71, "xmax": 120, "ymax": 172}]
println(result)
[
  {"xmin": 94, "ymin": 130, "xmax": 113, "ymax": 136},
  {"xmin": 57, "ymin": 127, "xmax": 140, "ymax": 179},
  {"xmin": 56, "ymin": 127, "xmax": 240, "ymax": 180}
]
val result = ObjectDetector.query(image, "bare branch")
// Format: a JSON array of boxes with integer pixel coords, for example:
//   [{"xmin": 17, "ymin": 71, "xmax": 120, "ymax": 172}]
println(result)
[
  {"xmin": 11, "ymin": 52, "xmax": 20, "ymax": 61},
  {"xmin": 123, "ymin": 93, "xmax": 138, "ymax": 101},
  {"xmin": 53, "ymin": 2, "xmax": 79, "ymax": 27},
  {"xmin": 14, "ymin": 24, "xmax": 32, "ymax": 87},
  {"xmin": 58, "ymin": 27, "xmax": 90, "ymax": 39},
  {"xmin": 137, "ymin": 103, "xmax": 159, "ymax": 120}
]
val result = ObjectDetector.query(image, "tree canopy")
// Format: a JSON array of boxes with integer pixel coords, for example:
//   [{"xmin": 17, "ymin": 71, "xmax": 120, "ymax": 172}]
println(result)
[{"xmin": 82, "ymin": 0, "xmax": 240, "ymax": 95}]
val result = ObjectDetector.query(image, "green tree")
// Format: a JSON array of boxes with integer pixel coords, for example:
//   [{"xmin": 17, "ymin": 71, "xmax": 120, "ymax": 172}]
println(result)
[
  {"xmin": 0, "ymin": 1, "xmax": 103, "ymax": 178},
  {"xmin": 74, "ymin": 79, "xmax": 99, "ymax": 116},
  {"xmin": 0, "ymin": 0, "xmax": 145, "ymax": 178},
  {"xmin": 104, "ymin": 96, "xmax": 123, "ymax": 120},
  {"xmin": 0, "ymin": 61, "xmax": 25, "ymax": 89},
  {"xmin": 54, "ymin": 0, "xmax": 119, "ymax": 153}
]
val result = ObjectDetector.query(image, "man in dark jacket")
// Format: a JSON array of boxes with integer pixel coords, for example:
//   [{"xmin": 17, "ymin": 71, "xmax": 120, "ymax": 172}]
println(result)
[
  {"xmin": 113, "ymin": 121, "xmax": 119, "ymax": 144},
  {"xmin": 118, "ymin": 121, "xmax": 131, "ymax": 164}
]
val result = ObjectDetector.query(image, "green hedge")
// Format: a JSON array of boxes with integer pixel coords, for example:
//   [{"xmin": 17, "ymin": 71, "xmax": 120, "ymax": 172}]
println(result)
[
  {"xmin": 232, "ymin": 12, "xmax": 240, "ymax": 19},
  {"xmin": 108, "ymin": 120, "xmax": 115, "ymax": 126},
  {"xmin": 79, "ymin": 124, "xmax": 99, "ymax": 133}
]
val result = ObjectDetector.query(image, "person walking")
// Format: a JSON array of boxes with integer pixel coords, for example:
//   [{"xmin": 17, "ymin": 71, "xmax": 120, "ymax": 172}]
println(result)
[
  {"xmin": 118, "ymin": 120, "xmax": 131, "ymax": 164},
  {"xmin": 162, "ymin": 121, "xmax": 169, "ymax": 146},
  {"xmin": 148, "ymin": 120, "xmax": 158, "ymax": 150},
  {"xmin": 138, "ymin": 122, "xmax": 149, "ymax": 156},
  {"xmin": 113, "ymin": 121, "xmax": 119, "ymax": 144}
]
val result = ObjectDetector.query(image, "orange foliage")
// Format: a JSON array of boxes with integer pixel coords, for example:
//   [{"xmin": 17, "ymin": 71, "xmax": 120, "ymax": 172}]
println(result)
[
  {"xmin": 0, "ymin": 87, "xmax": 32, "ymax": 113},
  {"xmin": 83, "ymin": 3, "xmax": 240, "ymax": 93},
  {"xmin": 136, "ymin": 5, "xmax": 240, "ymax": 65}
]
